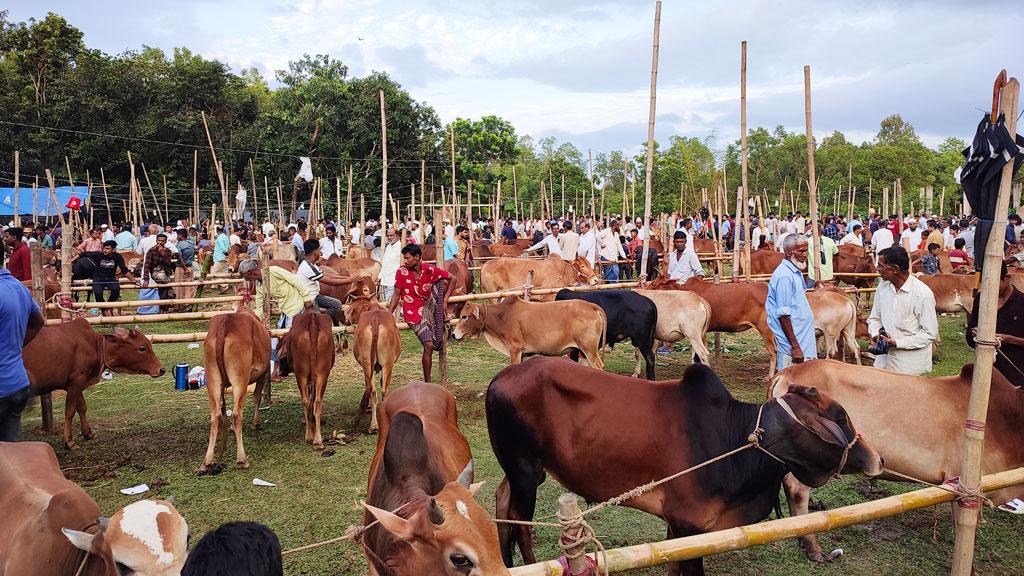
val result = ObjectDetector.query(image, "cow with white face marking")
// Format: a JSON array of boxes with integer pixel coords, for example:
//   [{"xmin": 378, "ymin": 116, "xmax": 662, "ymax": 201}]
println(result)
[{"xmin": 0, "ymin": 441, "xmax": 188, "ymax": 576}]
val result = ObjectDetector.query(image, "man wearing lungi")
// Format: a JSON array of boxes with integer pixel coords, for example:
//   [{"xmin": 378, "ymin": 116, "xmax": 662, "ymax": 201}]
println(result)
[{"xmin": 388, "ymin": 244, "xmax": 457, "ymax": 383}]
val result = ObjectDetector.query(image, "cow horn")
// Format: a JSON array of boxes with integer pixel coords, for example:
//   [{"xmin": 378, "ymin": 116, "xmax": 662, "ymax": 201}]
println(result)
[
  {"xmin": 457, "ymin": 459, "xmax": 474, "ymax": 489},
  {"xmin": 428, "ymin": 498, "xmax": 444, "ymax": 526},
  {"xmin": 97, "ymin": 516, "xmax": 109, "ymax": 528}
]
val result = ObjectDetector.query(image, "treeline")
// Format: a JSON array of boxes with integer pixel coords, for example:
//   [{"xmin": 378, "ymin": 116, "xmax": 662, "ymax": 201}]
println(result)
[{"xmin": 0, "ymin": 11, "xmax": 970, "ymax": 222}]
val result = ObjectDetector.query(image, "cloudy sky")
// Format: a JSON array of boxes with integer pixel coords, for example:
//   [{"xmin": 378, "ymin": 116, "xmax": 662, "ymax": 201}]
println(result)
[{"xmin": 9, "ymin": 1, "xmax": 1021, "ymax": 155}]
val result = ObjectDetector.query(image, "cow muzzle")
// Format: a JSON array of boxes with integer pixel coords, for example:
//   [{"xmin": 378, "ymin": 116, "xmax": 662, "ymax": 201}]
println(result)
[{"xmin": 155, "ymin": 367, "xmax": 166, "ymax": 377}]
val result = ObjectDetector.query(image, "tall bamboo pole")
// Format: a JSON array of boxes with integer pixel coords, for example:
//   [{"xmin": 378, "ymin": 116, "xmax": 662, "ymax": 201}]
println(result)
[
  {"xmin": 639, "ymin": 1, "xmax": 661, "ymax": 280},
  {"xmin": 193, "ymin": 150, "xmax": 199, "ymax": 223},
  {"xmin": 200, "ymin": 111, "xmax": 227, "ymax": 210},
  {"xmin": 249, "ymin": 158, "xmax": 259, "ymax": 224},
  {"xmin": 420, "ymin": 160, "xmax": 426, "ymax": 234},
  {"xmin": 951, "ymin": 75, "xmax": 1019, "ymax": 576},
  {"xmin": 434, "ymin": 208, "xmax": 448, "ymax": 382},
  {"xmin": 450, "ymin": 124, "xmax": 457, "ymax": 218},
  {"xmin": 588, "ymin": 149, "xmax": 596, "ymax": 223},
  {"xmin": 803, "ymin": 65, "xmax": 822, "ymax": 281},
  {"xmin": 740, "ymin": 40, "xmax": 751, "ymax": 282},
  {"xmin": 380, "ymin": 90, "xmax": 388, "ymax": 224},
  {"xmin": 347, "ymin": 166, "xmax": 355, "ymax": 227},
  {"xmin": 512, "ymin": 166, "xmax": 519, "ymax": 222},
  {"xmin": 12, "ymin": 151, "xmax": 19, "ymax": 227}
]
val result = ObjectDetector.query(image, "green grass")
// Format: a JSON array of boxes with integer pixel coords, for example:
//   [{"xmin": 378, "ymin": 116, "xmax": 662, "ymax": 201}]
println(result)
[{"xmin": 21, "ymin": 313, "xmax": 1024, "ymax": 575}]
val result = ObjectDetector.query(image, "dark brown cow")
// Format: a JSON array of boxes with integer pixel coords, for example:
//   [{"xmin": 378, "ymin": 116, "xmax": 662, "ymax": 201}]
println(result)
[
  {"xmin": 0, "ymin": 442, "xmax": 188, "ymax": 576},
  {"xmin": 343, "ymin": 298, "xmax": 402, "ymax": 432},
  {"xmin": 479, "ymin": 255, "xmax": 599, "ymax": 302},
  {"xmin": 488, "ymin": 358, "xmax": 882, "ymax": 574},
  {"xmin": 24, "ymin": 320, "xmax": 165, "ymax": 448},
  {"xmin": 197, "ymin": 310, "xmax": 271, "ymax": 473},
  {"xmin": 649, "ymin": 276, "xmax": 778, "ymax": 375},
  {"xmin": 278, "ymin": 312, "xmax": 335, "ymax": 449},
  {"xmin": 833, "ymin": 244, "xmax": 877, "ymax": 288},
  {"xmin": 917, "ymin": 273, "xmax": 976, "ymax": 314},
  {"xmin": 362, "ymin": 382, "xmax": 510, "ymax": 576},
  {"xmin": 770, "ymin": 361, "xmax": 1023, "ymax": 561},
  {"xmin": 445, "ymin": 258, "xmax": 473, "ymax": 317}
]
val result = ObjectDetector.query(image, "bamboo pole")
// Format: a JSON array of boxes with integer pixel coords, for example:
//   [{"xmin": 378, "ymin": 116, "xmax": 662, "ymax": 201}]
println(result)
[
  {"xmin": 434, "ymin": 209, "xmax": 448, "ymax": 382},
  {"xmin": 509, "ymin": 467, "xmax": 1024, "ymax": 576},
  {"xmin": 12, "ymin": 151, "xmax": 19, "ymax": 227},
  {"xmin": 951, "ymin": 75, "xmax": 1020, "ymax": 576},
  {"xmin": 249, "ymin": 158, "xmax": 259, "ymax": 224},
  {"xmin": 420, "ymin": 160, "xmax": 426, "ymax": 235},
  {"xmin": 200, "ymin": 111, "xmax": 227, "ymax": 214},
  {"xmin": 380, "ymin": 89, "xmax": 388, "ymax": 224},
  {"xmin": 740, "ymin": 40, "xmax": 751, "ymax": 283},
  {"xmin": 732, "ymin": 187, "xmax": 743, "ymax": 280},
  {"xmin": 804, "ymin": 65, "xmax": 822, "ymax": 281},
  {"xmin": 193, "ymin": 150, "xmax": 199, "ymax": 223},
  {"xmin": 30, "ymin": 243, "xmax": 54, "ymax": 432},
  {"xmin": 639, "ymin": 1, "xmax": 662, "ymax": 281},
  {"xmin": 450, "ymin": 124, "xmax": 457, "ymax": 214},
  {"xmin": 44, "ymin": 310, "xmax": 235, "ymax": 326},
  {"xmin": 99, "ymin": 168, "xmax": 111, "ymax": 227},
  {"xmin": 513, "ymin": 166, "xmax": 520, "ymax": 222},
  {"xmin": 348, "ymin": 166, "xmax": 355, "ymax": 227},
  {"xmin": 47, "ymin": 295, "xmax": 243, "ymax": 311},
  {"xmin": 71, "ymin": 278, "xmax": 243, "ymax": 290}
]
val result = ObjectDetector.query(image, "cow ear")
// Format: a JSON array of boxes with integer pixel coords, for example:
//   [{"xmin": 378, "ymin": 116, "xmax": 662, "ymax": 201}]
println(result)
[
  {"xmin": 62, "ymin": 527, "xmax": 98, "ymax": 553},
  {"xmin": 362, "ymin": 503, "xmax": 415, "ymax": 541},
  {"xmin": 457, "ymin": 459, "xmax": 474, "ymax": 488},
  {"xmin": 472, "ymin": 306, "xmax": 481, "ymax": 320},
  {"xmin": 112, "ymin": 327, "xmax": 129, "ymax": 339},
  {"xmin": 469, "ymin": 481, "xmax": 485, "ymax": 497}
]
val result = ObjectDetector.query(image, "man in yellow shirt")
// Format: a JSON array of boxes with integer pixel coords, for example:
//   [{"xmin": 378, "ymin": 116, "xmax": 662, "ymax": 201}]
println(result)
[{"xmin": 239, "ymin": 260, "xmax": 315, "ymax": 381}]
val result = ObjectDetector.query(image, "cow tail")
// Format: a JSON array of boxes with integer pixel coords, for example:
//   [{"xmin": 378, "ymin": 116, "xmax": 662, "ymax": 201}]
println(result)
[
  {"xmin": 307, "ymin": 315, "xmax": 318, "ymax": 409},
  {"xmin": 371, "ymin": 320, "xmax": 382, "ymax": 374},
  {"xmin": 766, "ymin": 371, "xmax": 785, "ymax": 402},
  {"xmin": 599, "ymin": 310, "xmax": 608, "ymax": 352},
  {"xmin": 215, "ymin": 320, "xmax": 229, "ymax": 414}
]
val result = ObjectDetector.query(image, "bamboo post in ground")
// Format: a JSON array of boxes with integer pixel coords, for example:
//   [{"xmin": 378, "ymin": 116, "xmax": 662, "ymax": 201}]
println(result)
[
  {"xmin": 803, "ymin": 65, "xmax": 822, "ymax": 281},
  {"xmin": 249, "ymin": 158, "xmax": 259, "ymax": 224},
  {"xmin": 512, "ymin": 166, "xmax": 519, "ymax": 222},
  {"xmin": 201, "ymin": 111, "xmax": 227, "ymax": 210},
  {"xmin": 588, "ymin": 149, "xmax": 595, "ymax": 222},
  {"xmin": 867, "ymin": 178, "xmax": 873, "ymax": 216},
  {"xmin": 883, "ymin": 186, "xmax": 889, "ymax": 218},
  {"xmin": 951, "ymin": 74, "xmax": 1019, "ymax": 576},
  {"xmin": 939, "ymin": 186, "xmax": 946, "ymax": 216},
  {"xmin": 420, "ymin": 160, "xmax": 426, "ymax": 235},
  {"xmin": 380, "ymin": 89, "xmax": 388, "ymax": 224},
  {"xmin": 434, "ymin": 209, "xmax": 448, "ymax": 383},
  {"xmin": 193, "ymin": 150, "xmax": 199, "ymax": 223},
  {"xmin": 449, "ymin": 124, "xmax": 457, "ymax": 213},
  {"xmin": 732, "ymin": 187, "xmax": 743, "ymax": 280},
  {"xmin": 639, "ymin": 1, "xmax": 662, "ymax": 281},
  {"xmin": 30, "ymin": 243, "xmax": 54, "ymax": 432},
  {"xmin": 739, "ymin": 40, "xmax": 751, "ymax": 283},
  {"xmin": 360, "ymin": 194, "xmax": 365, "ymax": 232},
  {"xmin": 557, "ymin": 494, "xmax": 589, "ymax": 575},
  {"xmin": 100, "ymin": 168, "xmax": 111, "ymax": 226},
  {"xmin": 13, "ymin": 151, "xmax": 19, "ymax": 227},
  {"xmin": 348, "ymin": 166, "xmax": 355, "ymax": 226}
]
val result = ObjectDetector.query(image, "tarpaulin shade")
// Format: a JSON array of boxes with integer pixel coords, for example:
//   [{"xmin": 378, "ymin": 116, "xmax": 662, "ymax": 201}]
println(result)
[
  {"xmin": 960, "ymin": 113, "xmax": 1023, "ymax": 271},
  {"xmin": 0, "ymin": 186, "xmax": 82, "ymax": 217}
]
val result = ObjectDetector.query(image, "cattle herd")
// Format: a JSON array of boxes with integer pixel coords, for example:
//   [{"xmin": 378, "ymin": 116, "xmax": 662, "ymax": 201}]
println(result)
[{"xmin": 6, "ymin": 229, "xmax": 1024, "ymax": 576}]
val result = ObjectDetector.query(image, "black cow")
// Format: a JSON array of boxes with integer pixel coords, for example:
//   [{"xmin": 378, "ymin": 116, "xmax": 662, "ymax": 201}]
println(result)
[
  {"xmin": 486, "ymin": 358, "xmax": 883, "ymax": 575},
  {"xmin": 555, "ymin": 288, "xmax": 658, "ymax": 379},
  {"xmin": 182, "ymin": 522, "xmax": 283, "ymax": 576}
]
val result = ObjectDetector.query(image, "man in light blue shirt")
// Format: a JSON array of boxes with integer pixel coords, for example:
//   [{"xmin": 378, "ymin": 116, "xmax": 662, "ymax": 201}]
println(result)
[
  {"xmin": 114, "ymin": 224, "xmax": 137, "ymax": 251},
  {"xmin": 443, "ymin": 226, "xmax": 463, "ymax": 261},
  {"xmin": 211, "ymin": 226, "xmax": 231, "ymax": 275},
  {"xmin": 766, "ymin": 234, "xmax": 817, "ymax": 370},
  {"xmin": 0, "ymin": 270, "xmax": 44, "ymax": 440}
]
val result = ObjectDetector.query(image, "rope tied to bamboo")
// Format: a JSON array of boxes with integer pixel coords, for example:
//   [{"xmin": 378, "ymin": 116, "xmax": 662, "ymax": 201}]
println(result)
[
  {"xmin": 880, "ymin": 468, "xmax": 995, "ymax": 510},
  {"xmin": 556, "ymin": 508, "xmax": 607, "ymax": 576}
]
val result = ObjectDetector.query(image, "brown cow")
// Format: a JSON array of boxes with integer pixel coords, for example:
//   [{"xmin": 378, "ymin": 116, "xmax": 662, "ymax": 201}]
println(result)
[
  {"xmin": 911, "ymin": 248, "xmax": 954, "ymax": 274},
  {"xmin": 24, "ymin": 320, "xmax": 165, "ymax": 448},
  {"xmin": 806, "ymin": 288, "xmax": 861, "ymax": 363},
  {"xmin": 917, "ymin": 273, "xmax": 975, "ymax": 314},
  {"xmin": 479, "ymin": 254, "xmax": 599, "ymax": 302},
  {"xmin": 258, "ymin": 260, "xmax": 374, "ymax": 312},
  {"xmin": 362, "ymin": 382, "xmax": 510, "ymax": 576},
  {"xmin": 0, "ymin": 441, "xmax": 188, "ymax": 576},
  {"xmin": 21, "ymin": 275, "xmax": 61, "ymax": 319},
  {"xmin": 489, "ymin": 358, "xmax": 882, "ymax": 573},
  {"xmin": 453, "ymin": 296, "xmax": 606, "ymax": 369},
  {"xmin": 691, "ymin": 237, "xmax": 718, "ymax": 255},
  {"xmin": 833, "ymin": 244, "xmax": 877, "ymax": 289},
  {"xmin": 445, "ymin": 258, "xmax": 473, "ymax": 317},
  {"xmin": 633, "ymin": 288, "xmax": 712, "ymax": 364},
  {"xmin": 323, "ymin": 254, "xmax": 382, "ymax": 284},
  {"xmin": 649, "ymin": 276, "xmax": 779, "ymax": 375},
  {"xmin": 741, "ymin": 247, "xmax": 784, "ymax": 276},
  {"xmin": 770, "ymin": 361, "xmax": 1024, "ymax": 561},
  {"xmin": 343, "ymin": 298, "xmax": 402, "ymax": 432},
  {"xmin": 197, "ymin": 310, "xmax": 271, "ymax": 473},
  {"xmin": 487, "ymin": 243, "xmax": 526, "ymax": 258},
  {"xmin": 278, "ymin": 312, "xmax": 335, "ymax": 449}
]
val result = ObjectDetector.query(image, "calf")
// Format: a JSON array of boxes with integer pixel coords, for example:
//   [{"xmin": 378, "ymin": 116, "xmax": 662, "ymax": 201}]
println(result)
[
  {"xmin": 807, "ymin": 287, "xmax": 861, "ymax": 363},
  {"xmin": 488, "ymin": 358, "xmax": 882, "ymax": 573},
  {"xmin": 453, "ymin": 296, "xmax": 606, "ymax": 369},
  {"xmin": 770, "ymin": 361, "xmax": 1023, "ymax": 562},
  {"xmin": 343, "ymin": 298, "xmax": 402, "ymax": 432},
  {"xmin": 0, "ymin": 441, "xmax": 188, "ymax": 576},
  {"xmin": 278, "ymin": 312, "xmax": 335, "ymax": 449},
  {"xmin": 362, "ymin": 382, "xmax": 510, "ymax": 576},
  {"xmin": 446, "ymin": 258, "xmax": 474, "ymax": 317},
  {"xmin": 198, "ymin": 311, "xmax": 271, "ymax": 473},
  {"xmin": 24, "ymin": 319, "xmax": 165, "ymax": 448},
  {"xmin": 634, "ymin": 288, "xmax": 712, "ymax": 365},
  {"xmin": 555, "ymin": 288, "xmax": 658, "ymax": 379},
  {"xmin": 182, "ymin": 522, "xmax": 282, "ymax": 576}
]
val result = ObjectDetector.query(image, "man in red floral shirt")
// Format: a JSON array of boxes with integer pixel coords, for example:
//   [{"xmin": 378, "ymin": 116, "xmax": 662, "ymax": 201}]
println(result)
[{"xmin": 388, "ymin": 244, "xmax": 456, "ymax": 382}]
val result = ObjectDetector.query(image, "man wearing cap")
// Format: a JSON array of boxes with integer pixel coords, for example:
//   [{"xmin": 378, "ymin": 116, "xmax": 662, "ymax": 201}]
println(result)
[
  {"xmin": 443, "ymin": 226, "xmax": 461, "ymax": 261},
  {"xmin": 240, "ymin": 259, "xmax": 315, "ymax": 381},
  {"xmin": 101, "ymin": 224, "xmax": 114, "ymax": 242}
]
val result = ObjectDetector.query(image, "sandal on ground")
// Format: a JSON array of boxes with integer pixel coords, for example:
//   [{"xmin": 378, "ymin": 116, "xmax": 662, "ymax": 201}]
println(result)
[{"xmin": 998, "ymin": 498, "xmax": 1024, "ymax": 514}]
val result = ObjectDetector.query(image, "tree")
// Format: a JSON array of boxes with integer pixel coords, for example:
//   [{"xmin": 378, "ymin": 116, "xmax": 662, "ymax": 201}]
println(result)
[
  {"xmin": 0, "ymin": 12, "xmax": 83, "ymax": 108},
  {"xmin": 875, "ymin": 114, "xmax": 919, "ymax": 147}
]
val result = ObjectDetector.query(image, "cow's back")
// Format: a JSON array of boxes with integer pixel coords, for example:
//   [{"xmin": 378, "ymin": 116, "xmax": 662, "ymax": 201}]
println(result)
[
  {"xmin": 0, "ymin": 442, "xmax": 104, "ymax": 576},
  {"xmin": 480, "ymin": 256, "xmax": 564, "ymax": 299},
  {"xmin": 205, "ymin": 312, "xmax": 270, "ymax": 386}
]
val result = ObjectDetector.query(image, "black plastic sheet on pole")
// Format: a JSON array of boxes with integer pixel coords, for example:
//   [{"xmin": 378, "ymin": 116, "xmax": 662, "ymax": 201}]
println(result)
[{"xmin": 959, "ymin": 113, "xmax": 1023, "ymax": 271}]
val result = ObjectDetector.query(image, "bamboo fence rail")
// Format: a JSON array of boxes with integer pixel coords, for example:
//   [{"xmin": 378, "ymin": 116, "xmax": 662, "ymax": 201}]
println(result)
[
  {"xmin": 47, "ymin": 295, "xmax": 242, "ymax": 310},
  {"xmin": 508, "ymin": 467, "xmax": 1024, "ymax": 576},
  {"xmin": 44, "ymin": 309, "xmax": 235, "ymax": 326}
]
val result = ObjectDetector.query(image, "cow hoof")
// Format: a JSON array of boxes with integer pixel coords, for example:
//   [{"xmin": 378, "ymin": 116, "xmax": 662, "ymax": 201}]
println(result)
[
  {"xmin": 65, "ymin": 441, "xmax": 79, "ymax": 450},
  {"xmin": 313, "ymin": 442, "xmax": 324, "ymax": 451},
  {"xmin": 82, "ymin": 430, "xmax": 94, "ymax": 441},
  {"xmin": 237, "ymin": 457, "xmax": 250, "ymax": 469}
]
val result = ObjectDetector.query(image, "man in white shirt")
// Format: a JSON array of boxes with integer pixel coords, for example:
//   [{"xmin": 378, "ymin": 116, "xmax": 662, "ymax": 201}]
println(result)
[
  {"xmin": 262, "ymin": 218, "xmax": 276, "ymax": 237},
  {"xmin": 962, "ymin": 218, "xmax": 977, "ymax": 258},
  {"xmin": 379, "ymin": 229, "xmax": 403, "ymax": 301},
  {"xmin": 297, "ymin": 239, "xmax": 366, "ymax": 321},
  {"xmin": 871, "ymin": 221, "xmax": 895, "ymax": 264},
  {"xmin": 868, "ymin": 246, "xmax": 938, "ymax": 375},
  {"xmin": 229, "ymin": 228, "xmax": 241, "ymax": 246},
  {"xmin": 794, "ymin": 212, "xmax": 806, "ymax": 234},
  {"xmin": 348, "ymin": 223, "xmax": 362, "ymax": 247},
  {"xmin": 135, "ymin": 224, "xmax": 162, "ymax": 256},
  {"xmin": 525, "ymin": 223, "xmax": 561, "ymax": 257},
  {"xmin": 444, "ymin": 220, "xmax": 455, "ymax": 242},
  {"xmin": 597, "ymin": 219, "xmax": 629, "ymax": 281},
  {"xmin": 577, "ymin": 221, "xmax": 597, "ymax": 266},
  {"xmin": 319, "ymin": 226, "xmax": 345, "ymax": 259},
  {"xmin": 839, "ymin": 224, "xmax": 864, "ymax": 247},
  {"xmin": 900, "ymin": 220, "xmax": 923, "ymax": 253},
  {"xmin": 558, "ymin": 221, "xmax": 580, "ymax": 260},
  {"xmin": 101, "ymin": 224, "xmax": 114, "ymax": 243},
  {"xmin": 667, "ymin": 231, "xmax": 704, "ymax": 283}
]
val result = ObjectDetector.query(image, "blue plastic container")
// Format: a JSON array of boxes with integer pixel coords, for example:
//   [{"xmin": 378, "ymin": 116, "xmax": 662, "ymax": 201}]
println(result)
[{"xmin": 174, "ymin": 363, "xmax": 189, "ymax": 391}]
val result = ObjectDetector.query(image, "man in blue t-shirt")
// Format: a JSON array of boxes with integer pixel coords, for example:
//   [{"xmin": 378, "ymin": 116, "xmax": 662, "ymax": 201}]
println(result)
[{"xmin": 0, "ymin": 269, "xmax": 45, "ymax": 440}]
